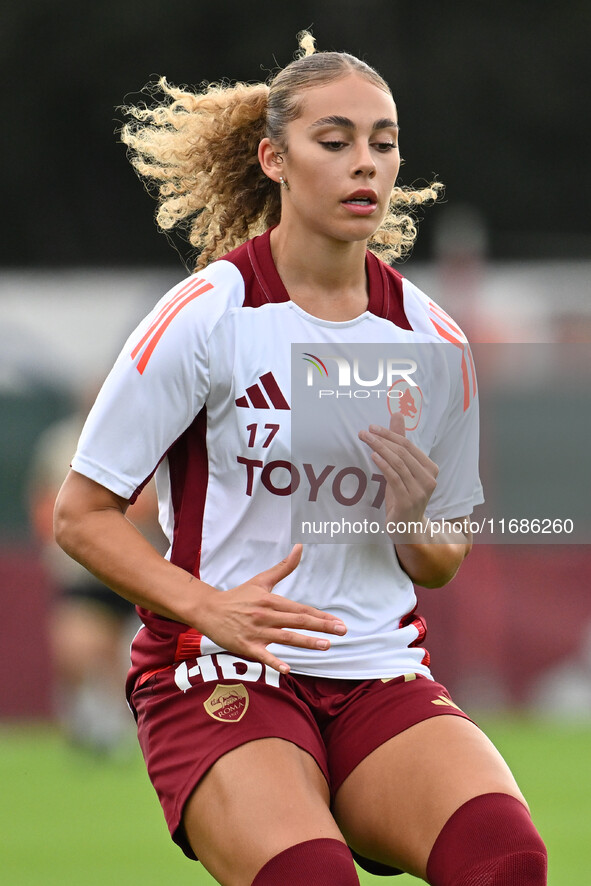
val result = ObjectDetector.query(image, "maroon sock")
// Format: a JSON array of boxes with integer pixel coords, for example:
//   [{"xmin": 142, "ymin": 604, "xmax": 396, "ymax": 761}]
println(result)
[
  {"xmin": 426, "ymin": 792, "xmax": 547, "ymax": 885},
  {"xmin": 251, "ymin": 838, "xmax": 360, "ymax": 885}
]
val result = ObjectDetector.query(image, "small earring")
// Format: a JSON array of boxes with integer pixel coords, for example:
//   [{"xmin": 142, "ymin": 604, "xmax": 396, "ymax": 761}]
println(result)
[{"xmin": 279, "ymin": 176, "xmax": 289, "ymax": 190}]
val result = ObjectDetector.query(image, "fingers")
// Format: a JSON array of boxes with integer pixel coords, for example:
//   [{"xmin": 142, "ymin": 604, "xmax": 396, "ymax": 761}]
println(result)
[
  {"xmin": 389, "ymin": 410, "xmax": 406, "ymax": 437},
  {"xmin": 227, "ymin": 595, "xmax": 347, "ymax": 676},
  {"xmin": 358, "ymin": 420, "xmax": 438, "ymax": 524},
  {"xmin": 213, "ymin": 550, "xmax": 348, "ymax": 675},
  {"xmin": 366, "ymin": 422, "xmax": 436, "ymax": 473},
  {"xmin": 251, "ymin": 544, "xmax": 347, "ymax": 631},
  {"xmin": 240, "ymin": 591, "xmax": 347, "ymax": 647},
  {"xmin": 244, "ymin": 622, "xmax": 336, "ymax": 677},
  {"xmin": 256, "ymin": 593, "xmax": 347, "ymax": 636},
  {"xmin": 253, "ymin": 543, "xmax": 303, "ymax": 592},
  {"xmin": 358, "ymin": 425, "xmax": 437, "ymax": 488},
  {"xmin": 198, "ymin": 544, "xmax": 353, "ymax": 675}
]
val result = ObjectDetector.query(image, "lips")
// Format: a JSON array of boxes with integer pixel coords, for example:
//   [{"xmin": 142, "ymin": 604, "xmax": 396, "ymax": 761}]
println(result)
[
  {"xmin": 341, "ymin": 189, "xmax": 378, "ymax": 215},
  {"xmin": 342, "ymin": 189, "xmax": 378, "ymax": 206}
]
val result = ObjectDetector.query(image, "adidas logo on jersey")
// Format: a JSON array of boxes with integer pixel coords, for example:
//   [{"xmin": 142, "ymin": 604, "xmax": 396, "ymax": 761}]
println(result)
[{"xmin": 235, "ymin": 372, "xmax": 290, "ymax": 410}]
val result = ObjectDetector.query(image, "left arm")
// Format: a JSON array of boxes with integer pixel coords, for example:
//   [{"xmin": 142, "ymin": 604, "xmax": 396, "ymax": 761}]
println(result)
[
  {"xmin": 391, "ymin": 515, "xmax": 472, "ymax": 588},
  {"xmin": 359, "ymin": 413, "xmax": 472, "ymax": 588}
]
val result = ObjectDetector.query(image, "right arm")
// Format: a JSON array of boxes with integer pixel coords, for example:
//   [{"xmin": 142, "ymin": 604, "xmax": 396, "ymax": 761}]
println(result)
[{"xmin": 54, "ymin": 469, "xmax": 347, "ymax": 675}]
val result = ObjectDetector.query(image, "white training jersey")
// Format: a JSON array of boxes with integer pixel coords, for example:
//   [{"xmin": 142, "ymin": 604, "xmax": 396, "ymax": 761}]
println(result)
[{"xmin": 72, "ymin": 228, "xmax": 483, "ymax": 680}]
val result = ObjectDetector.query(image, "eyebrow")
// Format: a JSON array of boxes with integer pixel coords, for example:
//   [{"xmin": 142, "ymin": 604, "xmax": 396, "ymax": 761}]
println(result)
[{"xmin": 309, "ymin": 115, "xmax": 399, "ymax": 131}]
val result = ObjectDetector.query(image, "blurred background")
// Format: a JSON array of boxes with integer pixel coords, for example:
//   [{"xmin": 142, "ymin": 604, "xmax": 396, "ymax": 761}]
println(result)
[{"xmin": 1, "ymin": 2, "xmax": 590, "ymax": 883}]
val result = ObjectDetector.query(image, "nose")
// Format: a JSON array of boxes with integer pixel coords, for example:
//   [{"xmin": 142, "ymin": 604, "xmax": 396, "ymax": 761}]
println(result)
[{"xmin": 353, "ymin": 142, "xmax": 376, "ymax": 178}]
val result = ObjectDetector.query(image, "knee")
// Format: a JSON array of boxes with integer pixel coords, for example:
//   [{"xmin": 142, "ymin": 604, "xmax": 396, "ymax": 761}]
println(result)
[
  {"xmin": 251, "ymin": 838, "xmax": 360, "ymax": 885},
  {"xmin": 426, "ymin": 793, "xmax": 547, "ymax": 886}
]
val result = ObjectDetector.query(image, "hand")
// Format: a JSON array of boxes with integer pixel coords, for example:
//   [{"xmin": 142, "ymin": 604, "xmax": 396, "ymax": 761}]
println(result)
[
  {"xmin": 198, "ymin": 545, "xmax": 347, "ymax": 674},
  {"xmin": 358, "ymin": 412, "xmax": 438, "ymax": 535}
]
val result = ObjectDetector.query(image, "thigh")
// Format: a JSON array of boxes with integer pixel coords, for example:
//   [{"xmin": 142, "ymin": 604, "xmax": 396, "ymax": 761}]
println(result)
[
  {"xmin": 333, "ymin": 715, "xmax": 527, "ymax": 880},
  {"xmin": 129, "ymin": 651, "xmax": 337, "ymax": 877},
  {"xmin": 184, "ymin": 737, "xmax": 346, "ymax": 886}
]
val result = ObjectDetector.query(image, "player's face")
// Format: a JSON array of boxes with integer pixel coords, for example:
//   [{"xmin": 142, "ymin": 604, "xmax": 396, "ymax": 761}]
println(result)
[{"xmin": 278, "ymin": 74, "xmax": 400, "ymax": 245}]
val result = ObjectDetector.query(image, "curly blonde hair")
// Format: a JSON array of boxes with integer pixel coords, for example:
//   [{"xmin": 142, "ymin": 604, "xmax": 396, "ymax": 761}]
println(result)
[{"xmin": 120, "ymin": 32, "xmax": 442, "ymax": 270}]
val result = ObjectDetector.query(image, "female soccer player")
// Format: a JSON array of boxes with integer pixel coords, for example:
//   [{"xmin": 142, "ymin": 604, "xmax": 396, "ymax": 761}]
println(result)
[{"xmin": 54, "ymin": 32, "xmax": 547, "ymax": 886}]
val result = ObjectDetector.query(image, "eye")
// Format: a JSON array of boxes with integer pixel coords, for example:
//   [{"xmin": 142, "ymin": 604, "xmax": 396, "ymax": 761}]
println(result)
[
  {"xmin": 373, "ymin": 142, "xmax": 398, "ymax": 152},
  {"xmin": 319, "ymin": 141, "xmax": 347, "ymax": 151}
]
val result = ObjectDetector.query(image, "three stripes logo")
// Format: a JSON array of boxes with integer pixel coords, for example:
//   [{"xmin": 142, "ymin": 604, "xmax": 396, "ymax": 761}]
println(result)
[
  {"xmin": 428, "ymin": 301, "xmax": 477, "ymax": 412},
  {"xmin": 431, "ymin": 694, "xmax": 463, "ymax": 711},
  {"xmin": 131, "ymin": 277, "xmax": 214, "ymax": 375},
  {"xmin": 235, "ymin": 372, "xmax": 290, "ymax": 410}
]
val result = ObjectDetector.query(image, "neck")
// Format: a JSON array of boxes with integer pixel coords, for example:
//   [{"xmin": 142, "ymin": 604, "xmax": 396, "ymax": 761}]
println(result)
[{"xmin": 269, "ymin": 222, "xmax": 369, "ymax": 321}]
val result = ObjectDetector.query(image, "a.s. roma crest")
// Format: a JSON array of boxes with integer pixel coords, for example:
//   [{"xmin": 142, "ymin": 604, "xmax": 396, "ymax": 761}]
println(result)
[
  {"xmin": 203, "ymin": 683, "xmax": 250, "ymax": 722},
  {"xmin": 388, "ymin": 380, "xmax": 423, "ymax": 431}
]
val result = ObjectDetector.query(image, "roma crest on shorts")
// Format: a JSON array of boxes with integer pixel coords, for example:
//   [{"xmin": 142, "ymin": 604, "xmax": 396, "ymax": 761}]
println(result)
[{"xmin": 203, "ymin": 683, "xmax": 250, "ymax": 722}]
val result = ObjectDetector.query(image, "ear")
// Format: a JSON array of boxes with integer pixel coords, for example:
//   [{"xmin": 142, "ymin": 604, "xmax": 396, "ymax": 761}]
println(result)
[{"xmin": 258, "ymin": 138, "xmax": 284, "ymax": 184}]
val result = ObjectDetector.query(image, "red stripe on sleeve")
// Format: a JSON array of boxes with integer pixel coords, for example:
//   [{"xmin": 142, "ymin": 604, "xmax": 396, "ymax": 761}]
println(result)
[
  {"xmin": 467, "ymin": 344, "xmax": 477, "ymax": 397},
  {"xmin": 429, "ymin": 302, "xmax": 464, "ymax": 339},
  {"xmin": 429, "ymin": 319, "xmax": 475, "ymax": 411},
  {"xmin": 131, "ymin": 277, "xmax": 206, "ymax": 361},
  {"xmin": 460, "ymin": 350, "xmax": 470, "ymax": 411},
  {"xmin": 134, "ymin": 282, "xmax": 214, "ymax": 374},
  {"xmin": 429, "ymin": 318, "xmax": 464, "ymax": 347}
]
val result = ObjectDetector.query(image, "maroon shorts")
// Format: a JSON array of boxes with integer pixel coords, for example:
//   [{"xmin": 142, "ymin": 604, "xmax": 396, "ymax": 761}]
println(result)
[{"xmin": 128, "ymin": 650, "xmax": 473, "ymax": 860}]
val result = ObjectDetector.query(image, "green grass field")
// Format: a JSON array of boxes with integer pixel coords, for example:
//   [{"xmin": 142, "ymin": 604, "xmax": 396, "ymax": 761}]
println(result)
[{"xmin": 1, "ymin": 716, "xmax": 589, "ymax": 885}]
